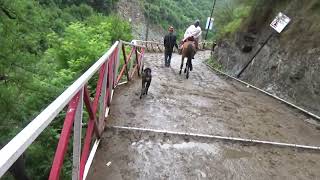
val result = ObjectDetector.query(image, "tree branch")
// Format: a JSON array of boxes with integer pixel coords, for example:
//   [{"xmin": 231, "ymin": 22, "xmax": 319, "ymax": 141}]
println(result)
[
  {"xmin": 0, "ymin": 6, "xmax": 16, "ymax": 19},
  {"xmin": 0, "ymin": 75, "xmax": 8, "ymax": 81}
]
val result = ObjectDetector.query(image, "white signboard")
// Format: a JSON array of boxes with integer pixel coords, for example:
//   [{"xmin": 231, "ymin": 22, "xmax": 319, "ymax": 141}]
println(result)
[
  {"xmin": 205, "ymin": 17, "xmax": 214, "ymax": 30},
  {"xmin": 270, "ymin": 12, "xmax": 291, "ymax": 33}
]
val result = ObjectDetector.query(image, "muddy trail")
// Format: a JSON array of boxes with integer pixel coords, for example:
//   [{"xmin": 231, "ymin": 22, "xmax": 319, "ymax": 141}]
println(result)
[{"xmin": 87, "ymin": 51, "xmax": 320, "ymax": 179}]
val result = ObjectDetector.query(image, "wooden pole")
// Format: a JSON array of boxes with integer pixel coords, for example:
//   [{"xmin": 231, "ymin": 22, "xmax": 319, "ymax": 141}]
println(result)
[
  {"xmin": 236, "ymin": 32, "xmax": 273, "ymax": 78},
  {"xmin": 135, "ymin": 48, "xmax": 140, "ymax": 77},
  {"xmin": 121, "ymin": 44, "xmax": 130, "ymax": 81}
]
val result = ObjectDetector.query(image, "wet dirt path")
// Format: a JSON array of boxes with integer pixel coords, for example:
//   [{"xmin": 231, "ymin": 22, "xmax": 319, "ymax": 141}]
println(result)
[
  {"xmin": 108, "ymin": 51, "xmax": 320, "ymax": 145},
  {"xmin": 87, "ymin": 51, "xmax": 320, "ymax": 179},
  {"xmin": 88, "ymin": 128, "xmax": 320, "ymax": 180}
]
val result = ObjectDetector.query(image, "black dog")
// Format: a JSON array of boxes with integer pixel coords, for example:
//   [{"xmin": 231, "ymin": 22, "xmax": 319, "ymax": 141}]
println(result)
[{"xmin": 140, "ymin": 68, "xmax": 152, "ymax": 99}]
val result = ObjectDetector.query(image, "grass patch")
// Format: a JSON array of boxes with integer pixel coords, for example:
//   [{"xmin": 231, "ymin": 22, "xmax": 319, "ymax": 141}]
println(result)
[{"xmin": 206, "ymin": 56, "xmax": 224, "ymax": 71}]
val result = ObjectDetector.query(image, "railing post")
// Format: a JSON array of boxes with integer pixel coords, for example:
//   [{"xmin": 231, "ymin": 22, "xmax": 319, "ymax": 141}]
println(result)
[
  {"xmin": 157, "ymin": 44, "xmax": 161, "ymax": 52},
  {"xmin": 107, "ymin": 59, "xmax": 113, "ymax": 106},
  {"xmin": 92, "ymin": 63, "xmax": 107, "ymax": 138},
  {"xmin": 98, "ymin": 62, "xmax": 108, "ymax": 135},
  {"xmin": 128, "ymin": 48, "xmax": 134, "ymax": 75},
  {"xmin": 80, "ymin": 60, "xmax": 107, "ymax": 179},
  {"xmin": 139, "ymin": 48, "xmax": 145, "ymax": 75},
  {"xmin": 121, "ymin": 43, "xmax": 130, "ymax": 81},
  {"xmin": 49, "ymin": 91, "xmax": 81, "ymax": 180},
  {"xmin": 135, "ymin": 48, "xmax": 140, "ymax": 77},
  {"xmin": 114, "ymin": 42, "xmax": 121, "ymax": 87},
  {"xmin": 72, "ymin": 88, "xmax": 83, "ymax": 180}
]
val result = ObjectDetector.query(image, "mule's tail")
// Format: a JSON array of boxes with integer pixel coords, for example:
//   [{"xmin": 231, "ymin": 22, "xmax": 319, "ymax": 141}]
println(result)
[
  {"xmin": 186, "ymin": 43, "xmax": 194, "ymax": 68},
  {"xmin": 186, "ymin": 43, "xmax": 194, "ymax": 57}
]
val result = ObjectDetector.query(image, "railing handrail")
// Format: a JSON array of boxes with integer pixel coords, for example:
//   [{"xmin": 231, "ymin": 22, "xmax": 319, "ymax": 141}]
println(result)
[
  {"xmin": 133, "ymin": 40, "xmax": 216, "ymax": 52},
  {"xmin": 0, "ymin": 41, "xmax": 120, "ymax": 177}
]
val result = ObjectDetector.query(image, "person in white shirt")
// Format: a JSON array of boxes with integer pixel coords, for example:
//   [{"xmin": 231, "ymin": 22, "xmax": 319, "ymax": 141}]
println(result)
[
  {"xmin": 183, "ymin": 20, "xmax": 202, "ymax": 45},
  {"xmin": 180, "ymin": 20, "xmax": 201, "ymax": 58}
]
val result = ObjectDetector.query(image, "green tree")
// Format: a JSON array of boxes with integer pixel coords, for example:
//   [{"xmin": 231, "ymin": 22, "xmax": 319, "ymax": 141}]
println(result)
[{"xmin": 1, "ymin": 0, "xmax": 131, "ymax": 179}]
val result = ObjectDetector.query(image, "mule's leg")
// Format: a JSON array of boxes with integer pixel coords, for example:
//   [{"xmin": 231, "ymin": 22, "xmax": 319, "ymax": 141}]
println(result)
[
  {"xmin": 179, "ymin": 56, "xmax": 184, "ymax": 74},
  {"xmin": 184, "ymin": 57, "xmax": 188, "ymax": 73},
  {"xmin": 188, "ymin": 57, "xmax": 193, "ymax": 71},
  {"xmin": 185, "ymin": 60, "xmax": 188, "ymax": 73}
]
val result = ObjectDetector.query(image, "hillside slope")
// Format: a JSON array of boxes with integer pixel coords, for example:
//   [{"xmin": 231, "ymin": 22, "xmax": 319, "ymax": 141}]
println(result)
[
  {"xmin": 213, "ymin": 0, "xmax": 320, "ymax": 115},
  {"xmin": 116, "ymin": 0, "xmax": 215, "ymax": 41},
  {"xmin": 116, "ymin": 0, "xmax": 164, "ymax": 41}
]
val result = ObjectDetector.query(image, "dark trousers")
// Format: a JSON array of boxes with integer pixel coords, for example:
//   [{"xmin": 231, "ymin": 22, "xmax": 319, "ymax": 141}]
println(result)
[{"xmin": 164, "ymin": 50, "xmax": 172, "ymax": 66}]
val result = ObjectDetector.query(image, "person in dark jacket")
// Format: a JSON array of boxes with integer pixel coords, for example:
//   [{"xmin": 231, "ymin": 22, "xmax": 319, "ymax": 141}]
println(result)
[{"xmin": 163, "ymin": 26, "xmax": 178, "ymax": 67}]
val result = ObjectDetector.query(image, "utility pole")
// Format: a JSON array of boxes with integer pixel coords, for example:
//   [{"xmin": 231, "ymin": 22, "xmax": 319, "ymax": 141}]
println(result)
[
  {"xmin": 236, "ymin": 31, "xmax": 274, "ymax": 78},
  {"xmin": 204, "ymin": 0, "xmax": 216, "ymax": 41}
]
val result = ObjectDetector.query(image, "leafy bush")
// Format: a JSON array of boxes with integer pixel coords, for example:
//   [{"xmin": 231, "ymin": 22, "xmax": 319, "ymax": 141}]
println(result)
[
  {"xmin": 213, "ymin": 0, "xmax": 254, "ymax": 39},
  {"xmin": 140, "ymin": 0, "xmax": 256, "ymax": 40},
  {"xmin": 0, "ymin": 0, "xmax": 131, "ymax": 179},
  {"xmin": 206, "ymin": 56, "xmax": 223, "ymax": 71},
  {"xmin": 141, "ymin": 0, "xmax": 212, "ymax": 39}
]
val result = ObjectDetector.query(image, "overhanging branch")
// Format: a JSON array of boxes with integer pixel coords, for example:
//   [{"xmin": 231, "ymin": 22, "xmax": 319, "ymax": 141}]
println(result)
[{"xmin": 0, "ymin": 6, "xmax": 16, "ymax": 19}]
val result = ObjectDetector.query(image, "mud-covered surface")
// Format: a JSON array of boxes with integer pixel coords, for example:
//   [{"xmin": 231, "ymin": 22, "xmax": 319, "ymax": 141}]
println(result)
[
  {"xmin": 87, "ymin": 51, "xmax": 320, "ymax": 179},
  {"xmin": 87, "ymin": 128, "xmax": 320, "ymax": 180},
  {"xmin": 107, "ymin": 51, "xmax": 320, "ymax": 145}
]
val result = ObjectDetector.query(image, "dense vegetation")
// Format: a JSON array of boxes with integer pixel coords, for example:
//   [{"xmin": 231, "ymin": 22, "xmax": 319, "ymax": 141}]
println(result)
[
  {"xmin": 0, "ymin": 0, "xmax": 131, "ymax": 179},
  {"xmin": 213, "ymin": 0, "xmax": 256, "ymax": 39},
  {"xmin": 141, "ymin": 0, "xmax": 213, "ymax": 39},
  {"xmin": 141, "ymin": 0, "xmax": 256, "ymax": 40}
]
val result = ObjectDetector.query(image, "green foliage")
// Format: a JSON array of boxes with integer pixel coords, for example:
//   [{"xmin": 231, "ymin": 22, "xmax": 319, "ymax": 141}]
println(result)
[
  {"xmin": 0, "ymin": 0, "xmax": 131, "ymax": 179},
  {"xmin": 206, "ymin": 56, "xmax": 223, "ymax": 71},
  {"xmin": 64, "ymin": 4, "xmax": 94, "ymax": 21},
  {"xmin": 141, "ymin": 0, "xmax": 212, "ymax": 39},
  {"xmin": 213, "ymin": 0, "xmax": 254, "ymax": 39},
  {"xmin": 37, "ymin": 0, "xmax": 119, "ymax": 14},
  {"xmin": 140, "ymin": 0, "xmax": 256, "ymax": 40},
  {"xmin": 86, "ymin": 15, "xmax": 132, "ymax": 43}
]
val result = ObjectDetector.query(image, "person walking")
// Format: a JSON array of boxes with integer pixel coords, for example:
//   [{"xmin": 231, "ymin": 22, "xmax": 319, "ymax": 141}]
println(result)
[{"xmin": 163, "ymin": 26, "xmax": 178, "ymax": 67}]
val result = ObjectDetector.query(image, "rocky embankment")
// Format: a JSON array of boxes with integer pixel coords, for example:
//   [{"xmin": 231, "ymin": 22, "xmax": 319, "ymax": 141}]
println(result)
[{"xmin": 213, "ymin": 0, "xmax": 320, "ymax": 116}]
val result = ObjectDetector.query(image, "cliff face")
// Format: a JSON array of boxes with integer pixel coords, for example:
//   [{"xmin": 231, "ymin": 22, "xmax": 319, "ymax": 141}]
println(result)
[
  {"xmin": 214, "ymin": 0, "xmax": 320, "ymax": 115},
  {"xmin": 116, "ymin": 0, "xmax": 165, "ymax": 41}
]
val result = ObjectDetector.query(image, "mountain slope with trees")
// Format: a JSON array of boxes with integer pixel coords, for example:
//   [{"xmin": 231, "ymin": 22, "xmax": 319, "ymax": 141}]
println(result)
[{"xmin": 0, "ymin": 0, "xmax": 131, "ymax": 179}]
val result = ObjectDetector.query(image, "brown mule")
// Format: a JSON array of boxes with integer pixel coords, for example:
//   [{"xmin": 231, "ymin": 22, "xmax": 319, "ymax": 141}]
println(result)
[{"xmin": 179, "ymin": 41, "xmax": 196, "ymax": 79}]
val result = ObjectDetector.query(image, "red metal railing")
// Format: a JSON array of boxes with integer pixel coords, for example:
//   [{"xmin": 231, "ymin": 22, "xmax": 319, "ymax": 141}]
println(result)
[
  {"xmin": 49, "ymin": 41, "xmax": 145, "ymax": 180},
  {"xmin": 0, "ymin": 40, "xmax": 145, "ymax": 180}
]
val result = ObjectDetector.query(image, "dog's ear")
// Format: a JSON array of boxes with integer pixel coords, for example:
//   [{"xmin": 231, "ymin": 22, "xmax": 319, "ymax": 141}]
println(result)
[{"xmin": 145, "ymin": 68, "xmax": 151, "ymax": 73}]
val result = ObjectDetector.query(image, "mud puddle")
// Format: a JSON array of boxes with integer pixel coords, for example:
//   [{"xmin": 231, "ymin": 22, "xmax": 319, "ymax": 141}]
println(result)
[{"xmin": 87, "ymin": 128, "xmax": 320, "ymax": 180}]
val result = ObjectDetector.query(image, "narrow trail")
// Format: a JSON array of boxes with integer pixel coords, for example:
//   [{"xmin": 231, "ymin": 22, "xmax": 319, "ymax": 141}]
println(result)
[{"xmin": 87, "ymin": 51, "xmax": 320, "ymax": 179}]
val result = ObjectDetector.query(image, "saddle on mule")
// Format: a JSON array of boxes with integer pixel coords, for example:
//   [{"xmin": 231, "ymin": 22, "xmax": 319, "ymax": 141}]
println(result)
[{"xmin": 178, "ymin": 36, "xmax": 198, "ymax": 55}]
